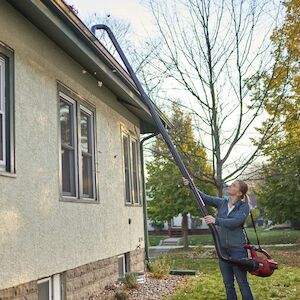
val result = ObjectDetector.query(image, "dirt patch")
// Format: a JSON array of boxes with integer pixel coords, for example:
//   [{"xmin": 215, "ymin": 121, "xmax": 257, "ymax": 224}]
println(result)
[
  {"xmin": 186, "ymin": 248, "xmax": 217, "ymax": 259},
  {"xmin": 271, "ymin": 245, "xmax": 300, "ymax": 267}
]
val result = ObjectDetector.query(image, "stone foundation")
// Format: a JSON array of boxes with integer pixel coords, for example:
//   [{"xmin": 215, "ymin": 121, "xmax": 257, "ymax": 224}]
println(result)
[
  {"xmin": 0, "ymin": 248, "xmax": 145, "ymax": 300},
  {"xmin": 63, "ymin": 256, "xmax": 118, "ymax": 300},
  {"xmin": 128, "ymin": 247, "xmax": 145, "ymax": 273},
  {"xmin": 0, "ymin": 281, "xmax": 37, "ymax": 300}
]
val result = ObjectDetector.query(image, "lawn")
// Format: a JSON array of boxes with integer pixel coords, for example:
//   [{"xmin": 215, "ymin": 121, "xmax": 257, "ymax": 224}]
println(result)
[
  {"xmin": 149, "ymin": 228, "xmax": 300, "ymax": 246},
  {"xmin": 153, "ymin": 245, "xmax": 300, "ymax": 300}
]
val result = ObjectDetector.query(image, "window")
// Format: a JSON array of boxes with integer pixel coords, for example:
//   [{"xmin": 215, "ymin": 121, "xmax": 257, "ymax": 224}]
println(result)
[
  {"xmin": 118, "ymin": 253, "xmax": 129, "ymax": 280},
  {"xmin": 122, "ymin": 129, "xmax": 141, "ymax": 205},
  {"xmin": 0, "ymin": 43, "xmax": 15, "ymax": 174},
  {"xmin": 0, "ymin": 56, "xmax": 5, "ymax": 169},
  {"xmin": 59, "ymin": 89, "xmax": 96, "ymax": 201},
  {"xmin": 60, "ymin": 96, "xmax": 77, "ymax": 197},
  {"xmin": 38, "ymin": 274, "xmax": 61, "ymax": 300},
  {"xmin": 131, "ymin": 138, "xmax": 139, "ymax": 204},
  {"xmin": 80, "ymin": 106, "xmax": 95, "ymax": 198},
  {"xmin": 38, "ymin": 278, "xmax": 51, "ymax": 300},
  {"xmin": 123, "ymin": 134, "xmax": 131, "ymax": 203}
]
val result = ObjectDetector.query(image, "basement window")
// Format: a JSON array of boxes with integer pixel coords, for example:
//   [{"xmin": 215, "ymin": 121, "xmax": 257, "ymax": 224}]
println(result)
[
  {"xmin": 38, "ymin": 277, "xmax": 51, "ymax": 300},
  {"xmin": 38, "ymin": 274, "xmax": 61, "ymax": 300},
  {"xmin": 118, "ymin": 253, "xmax": 129, "ymax": 280}
]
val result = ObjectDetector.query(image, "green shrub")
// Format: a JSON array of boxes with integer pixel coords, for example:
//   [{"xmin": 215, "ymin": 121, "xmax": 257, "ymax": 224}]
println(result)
[
  {"xmin": 149, "ymin": 257, "xmax": 171, "ymax": 279},
  {"xmin": 124, "ymin": 272, "xmax": 138, "ymax": 288},
  {"xmin": 245, "ymin": 207, "xmax": 260, "ymax": 227},
  {"xmin": 114, "ymin": 290, "xmax": 129, "ymax": 300},
  {"xmin": 151, "ymin": 221, "xmax": 165, "ymax": 231}
]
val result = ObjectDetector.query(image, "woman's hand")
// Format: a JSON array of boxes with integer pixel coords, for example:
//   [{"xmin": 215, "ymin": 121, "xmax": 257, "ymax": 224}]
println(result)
[
  {"xmin": 204, "ymin": 215, "xmax": 216, "ymax": 225},
  {"xmin": 182, "ymin": 177, "xmax": 190, "ymax": 186}
]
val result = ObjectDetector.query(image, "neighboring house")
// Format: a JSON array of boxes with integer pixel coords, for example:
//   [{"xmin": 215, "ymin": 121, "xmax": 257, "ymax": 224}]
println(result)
[
  {"xmin": 0, "ymin": 1, "xmax": 168, "ymax": 299},
  {"xmin": 147, "ymin": 214, "xmax": 209, "ymax": 232},
  {"xmin": 146, "ymin": 193, "xmax": 209, "ymax": 233}
]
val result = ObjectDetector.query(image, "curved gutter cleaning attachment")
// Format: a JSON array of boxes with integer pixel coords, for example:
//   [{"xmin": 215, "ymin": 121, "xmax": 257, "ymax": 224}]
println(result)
[{"xmin": 91, "ymin": 24, "xmax": 260, "ymax": 273}]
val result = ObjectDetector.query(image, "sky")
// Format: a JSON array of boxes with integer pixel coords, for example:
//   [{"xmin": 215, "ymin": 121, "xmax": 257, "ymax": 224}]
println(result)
[{"xmin": 66, "ymin": 0, "xmax": 154, "ymax": 38}]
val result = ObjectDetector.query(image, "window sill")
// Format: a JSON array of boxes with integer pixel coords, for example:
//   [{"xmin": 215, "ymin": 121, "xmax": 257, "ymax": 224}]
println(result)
[
  {"xmin": 125, "ymin": 203, "xmax": 143, "ymax": 207},
  {"xmin": 59, "ymin": 197, "xmax": 100, "ymax": 204},
  {"xmin": 0, "ymin": 171, "xmax": 16, "ymax": 178}
]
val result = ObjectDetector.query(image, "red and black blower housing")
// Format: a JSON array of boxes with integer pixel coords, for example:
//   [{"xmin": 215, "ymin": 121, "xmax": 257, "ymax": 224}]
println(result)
[{"xmin": 243, "ymin": 244, "xmax": 278, "ymax": 277}]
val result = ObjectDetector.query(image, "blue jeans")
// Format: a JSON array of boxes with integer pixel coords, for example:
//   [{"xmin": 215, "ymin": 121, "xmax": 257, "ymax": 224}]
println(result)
[{"xmin": 218, "ymin": 247, "xmax": 254, "ymax": 300}]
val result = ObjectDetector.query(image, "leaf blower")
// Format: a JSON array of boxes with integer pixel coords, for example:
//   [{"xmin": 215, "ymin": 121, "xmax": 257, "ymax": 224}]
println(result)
[
  {"xmin": 242, "ymin": 210, "xmax": 278, "ymax": 276},
  {"xmin": 243, "ymin": 245, "xmax": 278, "ymax": 277},
  {"xmin": 90, "ymin": 24, "xmax": 278, "ymax": 277}
]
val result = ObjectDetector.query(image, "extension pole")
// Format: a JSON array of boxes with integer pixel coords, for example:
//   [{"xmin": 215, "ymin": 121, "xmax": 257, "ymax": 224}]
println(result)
[{"xmin": 91, "ymin": 24, "xmax": 259, "ymax": 272}]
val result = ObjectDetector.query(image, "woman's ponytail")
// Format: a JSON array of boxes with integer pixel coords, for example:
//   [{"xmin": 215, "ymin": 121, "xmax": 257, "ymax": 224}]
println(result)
[
  {"xmin": 244, "ymin": 193, "xmax": 250, "ymax": 204},
  {"xmin": 237, "ymin": 180, "xmax": 250, "ymax": 204}
]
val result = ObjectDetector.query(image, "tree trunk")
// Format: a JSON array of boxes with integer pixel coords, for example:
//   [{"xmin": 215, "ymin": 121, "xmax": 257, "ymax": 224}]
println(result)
[
  {"xmin": 216, "ymin": 161, "xmax": 224, "ymax": 197},
  {"xmin": 167, "ymin": 221, "xmax": 172, "ymax": 238},
  {"xmin": 182, "ymin": 213, "xmax": 189, "ymax": 250},
  {"xmin": 217, "ymin": 182, "xmax": 223, "ymax": 197}
]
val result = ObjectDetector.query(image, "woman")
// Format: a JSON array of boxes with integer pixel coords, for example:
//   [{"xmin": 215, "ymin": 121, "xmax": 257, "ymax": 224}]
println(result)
[{"xmin": 182, "ymin": 178, "xmax": 254, "ymax": 300}]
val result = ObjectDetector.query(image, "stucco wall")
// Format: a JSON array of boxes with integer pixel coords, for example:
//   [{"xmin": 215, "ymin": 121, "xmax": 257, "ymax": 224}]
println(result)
[{"xmin": 0, "ymin": 1, "xmax": 145, "ymax": 290}]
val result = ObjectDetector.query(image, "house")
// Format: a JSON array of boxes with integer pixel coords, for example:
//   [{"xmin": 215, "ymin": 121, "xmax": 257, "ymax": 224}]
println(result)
[{"xmin": 0, "ymin": 1, "xmax": 168, "ymax": 299}]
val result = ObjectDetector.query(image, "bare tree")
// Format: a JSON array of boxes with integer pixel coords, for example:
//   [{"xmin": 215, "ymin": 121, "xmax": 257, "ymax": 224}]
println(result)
[{"xmin": 141, "ymin": 0, "xmax": 286, "ymax": 195}]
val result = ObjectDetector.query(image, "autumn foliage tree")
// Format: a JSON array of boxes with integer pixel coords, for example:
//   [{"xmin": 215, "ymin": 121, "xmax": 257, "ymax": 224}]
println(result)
[{"xmin": 254, "ymin": 0, "xmax": 300, "ymax": 226}]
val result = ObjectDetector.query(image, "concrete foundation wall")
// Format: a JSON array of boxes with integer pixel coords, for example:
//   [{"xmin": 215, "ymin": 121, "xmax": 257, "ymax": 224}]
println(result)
[{"xmin": 0, "ymin": 248, "xmax": 145, "ymax": 300}]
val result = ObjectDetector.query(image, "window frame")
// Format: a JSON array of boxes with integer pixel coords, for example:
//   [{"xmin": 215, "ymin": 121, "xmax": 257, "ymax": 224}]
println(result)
[
  {"xmin": 52, "ymin": 274, "xmax": 62, "ymax": 300},
  {"xmin": 121, "ymin": 125, "xmax": 142, "ymax": 206},
  {"xmin": 58, "ymin": 83, "xmax": 99, "ymax": 204},
  {"xmin": 130, "ymin": 137, "xmax": 140, "ymax": 204},
  {"xmin": 122, "ymin": 131, "xmax": 132, "ymax": 204},
  {"xmin": 0, "ymin": 42, "xmax": 15, "ymax": 177},
  {"xmin": 59, "ymin": 93, "xmax": 78, "ymax": 198},
  {"xmin": 0, "ymin": 56, "xmax": 6, "ymax": 169},
  {"xmin": 117, "ymin": 254, "xmax": 127, "ymax": 280},
  {"xmin": 79, "ymin": 104, "xmax": 96, "ymax": 200}
]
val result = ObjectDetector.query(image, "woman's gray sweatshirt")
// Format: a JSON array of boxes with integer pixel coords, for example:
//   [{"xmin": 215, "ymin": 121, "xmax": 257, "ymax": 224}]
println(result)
[{"xmin": 198, "ymin": 189, "xmax": 250, "ymax": 249}]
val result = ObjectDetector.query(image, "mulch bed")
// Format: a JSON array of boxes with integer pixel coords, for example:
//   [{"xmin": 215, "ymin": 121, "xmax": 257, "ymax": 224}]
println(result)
[{"xmin": 86, "ymin": 272, "xmax": 188, "ymax": 300}]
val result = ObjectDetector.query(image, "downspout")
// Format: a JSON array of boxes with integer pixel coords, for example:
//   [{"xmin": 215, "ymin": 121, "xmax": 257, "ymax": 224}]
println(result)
[{"xmin": 140, "ymin": 132, "xmax": 159, "ymax": 270}]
